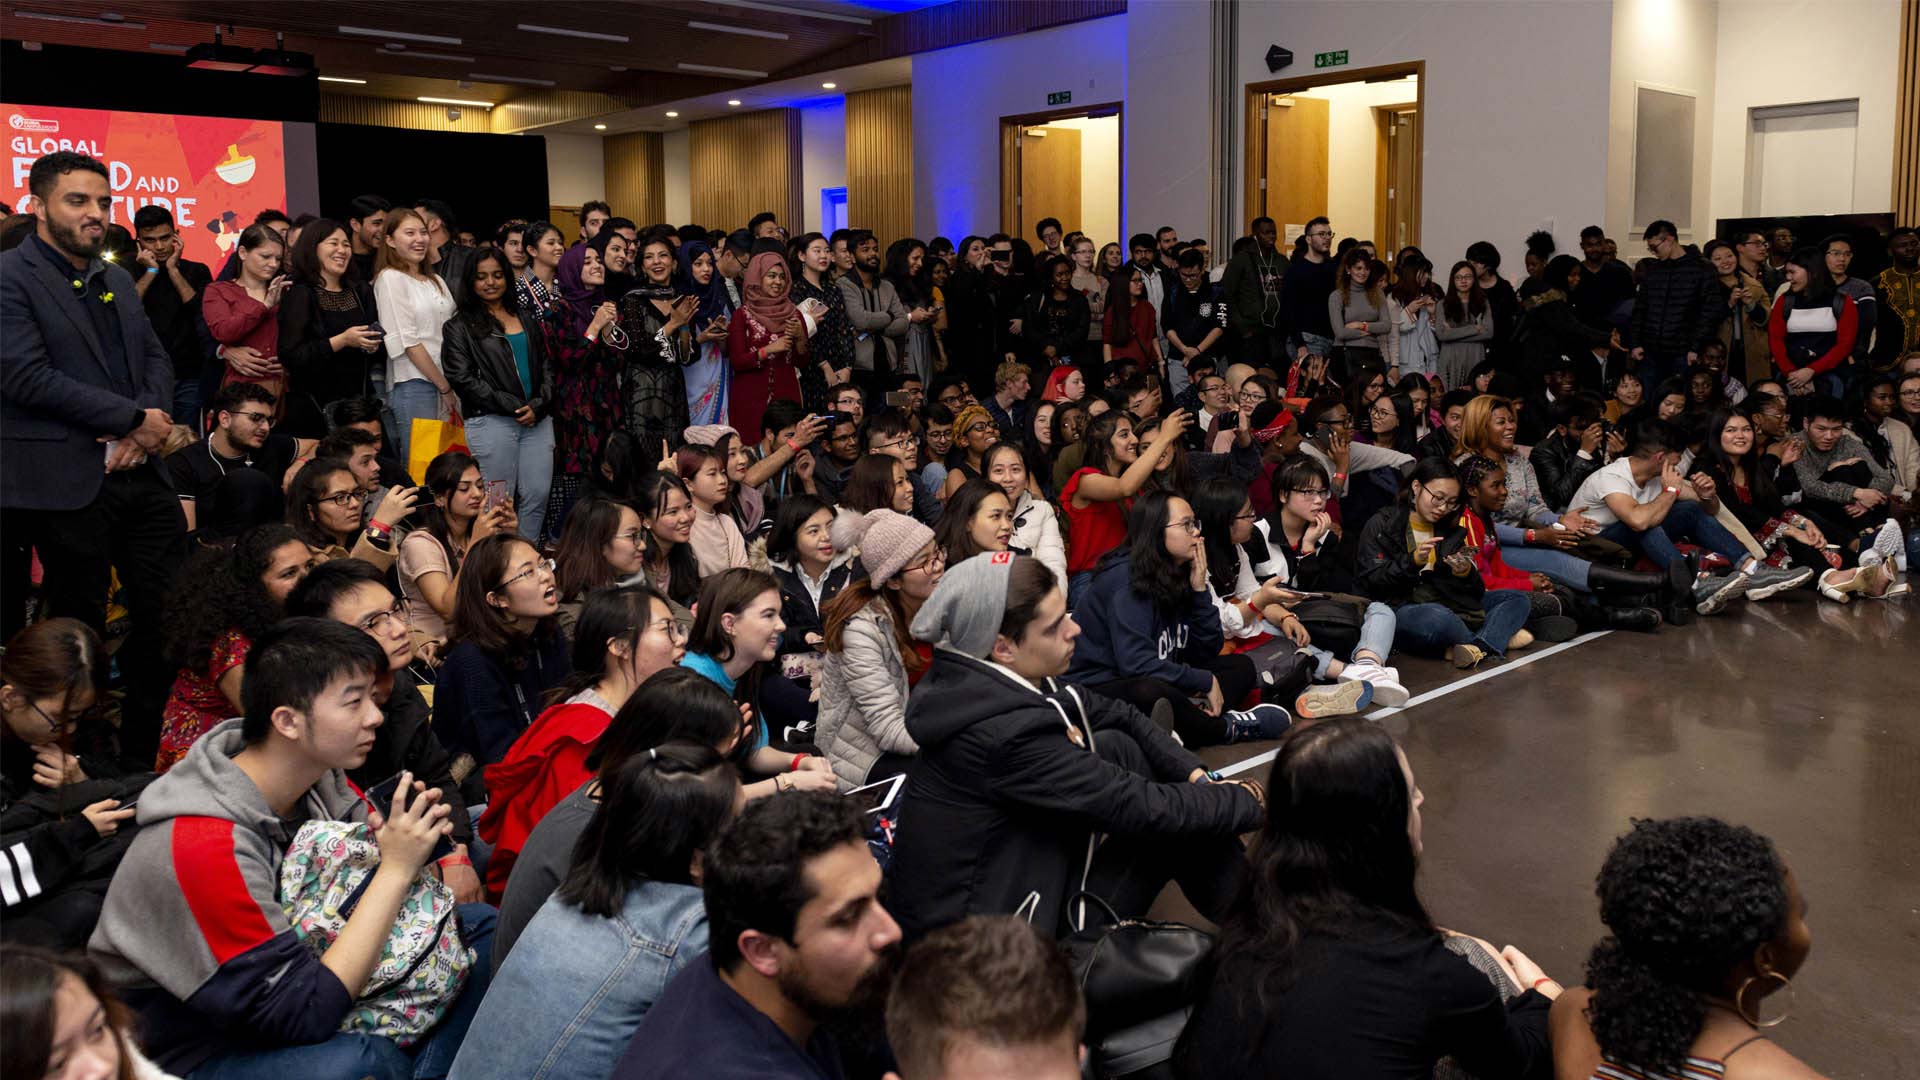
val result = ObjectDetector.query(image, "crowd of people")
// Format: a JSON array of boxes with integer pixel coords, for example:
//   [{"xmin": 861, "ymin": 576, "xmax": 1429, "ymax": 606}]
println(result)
[{"xmin": 2, "ymin": 146, "xmax": 1911, "ymax": 1079}]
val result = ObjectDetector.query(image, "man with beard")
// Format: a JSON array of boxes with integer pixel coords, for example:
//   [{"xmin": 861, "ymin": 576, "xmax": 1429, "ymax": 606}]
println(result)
[
  {"xmin": 610, "ymin": 791, "xmax": 900, "ymax": 1080},
  {"xmin": 837, "ymin": 229, "xmax": 909, "ymax": 399},
  {"xmin": 167, "ymin": 382, "xmax": 309, "ymax": 533},
  {"xmin": 1, "ymin": 152, "xmax": 186, "ymax": 766}
]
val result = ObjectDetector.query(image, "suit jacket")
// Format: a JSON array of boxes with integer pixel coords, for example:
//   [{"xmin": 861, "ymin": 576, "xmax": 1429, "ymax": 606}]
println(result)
[{"xmin": 1, "ymin": 238, "xmax": 175, "ymax": 511}]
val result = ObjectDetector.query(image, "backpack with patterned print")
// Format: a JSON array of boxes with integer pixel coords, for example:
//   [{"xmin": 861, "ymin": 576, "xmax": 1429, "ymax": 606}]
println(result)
[{"xmin": 277, "ymin": 819, "xmax": 472, "ymax": 1045}]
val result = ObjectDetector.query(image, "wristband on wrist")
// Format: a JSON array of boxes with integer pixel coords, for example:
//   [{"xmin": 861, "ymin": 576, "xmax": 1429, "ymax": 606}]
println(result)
[
  {"xmin": 790, "ymin": 753, "xmax": 807, "ymax": 773},
  {"xmin": 785, "ymin": 439, "xmax": 803, "ymax": 455},
  {"xmin": 1663, "ymin": 485, "xmax": 1679, "ymax": 495},
  {"xmin": 438, "ymin": 854, "xmax": 472, "ymax": 868},
  {"xmin": 1531, "ymin": 977, "xmax": 1555, "ymax": 990},
  {"xmin": 369, "ymin": 520, "xmax": 391, "ymax": 534},
  {"xmin": 1332, "ymin": 471, "xmax": 1348, "ymax": 482},
  {"xmin": 1525, "ymin": 529, "xmax": 1535, "ymax": 543}
]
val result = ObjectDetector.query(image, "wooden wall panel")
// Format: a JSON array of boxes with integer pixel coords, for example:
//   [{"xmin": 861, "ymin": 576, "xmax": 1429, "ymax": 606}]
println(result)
[
  {"xmin": 318, "ymin": 93, "xmax": 490, "ymax": 134},
  {"xmin": 688, "ymin": 109, "xmax": 803, "ymax": 233},
  {"xmin": 845, "ymin": 86, "xmax": 914, "ymax": 244},
  {"xmin": 604, "ymin": 132, "xmax": 666, "ymax": 226},
  {"xmin": 1896, "ymin": 0, "xmax": 1920, "ymax": 224}
]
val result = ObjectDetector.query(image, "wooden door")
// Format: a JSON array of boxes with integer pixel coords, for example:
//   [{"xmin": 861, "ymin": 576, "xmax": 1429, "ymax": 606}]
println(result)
[
  {"xmin": 1375, "ymin": 106, "xmax": 1420, "ymax": 256},
  {"xmin": 1263, "ymin": 96, "xmax": 1329, "ymax": 232},
  {"xmin": 1017, "ymin": 126, "xmax": 1081, "ymax": 239}
]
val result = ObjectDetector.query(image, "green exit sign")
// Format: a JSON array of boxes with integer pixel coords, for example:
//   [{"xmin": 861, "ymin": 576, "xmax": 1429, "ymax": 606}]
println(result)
[
  {"xmin": 1314, "ymin": 50, "xmax": 1349, "ymax": 69},
  {"xmin": 1047, "ymin": 90, "xmax": 1072, "ymax": 106}
]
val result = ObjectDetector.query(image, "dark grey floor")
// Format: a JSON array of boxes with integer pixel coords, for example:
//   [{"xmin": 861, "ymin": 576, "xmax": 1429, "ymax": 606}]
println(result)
[{"xmin": 1162, "ymin": 587, "xmax": 1918, "ymax": 1077}]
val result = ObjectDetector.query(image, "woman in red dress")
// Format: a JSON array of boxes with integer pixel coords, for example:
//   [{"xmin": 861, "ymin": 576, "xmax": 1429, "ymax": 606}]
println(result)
[{"xmin": 727, "ymin": 251, "xmax": 809, "ymax": 444}]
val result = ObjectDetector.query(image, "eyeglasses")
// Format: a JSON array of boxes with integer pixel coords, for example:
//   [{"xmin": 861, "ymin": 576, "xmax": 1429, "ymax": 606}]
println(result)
[
  {"xmin": 1420, "ymin": 491, "xmax": 1461, "ymax": 511},
  {"xmin": 1238, "ymin": 390, "xmax": 1266, "ymax": 403},
  {"xmin": 902, "ymin": 548, "xmax": 947, "ymax": 574},
  {"xmin": 1901, "ymin": 387, "xmax": 1920, "ymax": 397},
  {"xmin": 1164, "ymin": 518, "xmax": 1201, "ymax": 535},
  {"xmin": 229, "ymin": 411, "xmax": 274, "ymax": 425},
  {"xmin": 356, "ymin": 599, "xmax": 411, "ymax": 634},
  {"xmin": 26, "ymin": 697, "xmax": 77, "ymax": 736},
  {"xmin": 1319, "ymin": 415, "xmax": 1354, "ymax": 428},
  {"xmin": 316, "ymin": 489, "xmax": 367, "ymax": 508},
  {"xmin": 1307, "ymin": 229, "xmax": 1334, "ymax": 239},
  {"xmin": 871, "ymin": 437, "xmax": 914, "ymax": 453},
  {"xmin": 1233, "ymin": 510, "xmax": 1259, "ymax": 522},
  {"xmin": 614, "ymin": 529, "xmax": 644, "ymax": 545},
  {"xmin": 966, "ymin": 422, "xmax": 997, "ymax": 435},
  {"xmin": 1289, "ymin": 487, "xmax": 1331, "ymax": 499},
  {"xmin": 640, "ymin": 616, "xmax": 685, "ymax": 642},
  {"xmin": 494, "ymin": 557, "xmax": 557, "ymax": 593}
]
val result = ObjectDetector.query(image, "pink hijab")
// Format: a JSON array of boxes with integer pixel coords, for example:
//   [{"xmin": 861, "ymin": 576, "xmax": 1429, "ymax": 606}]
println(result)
[{"xmin": 740, "ymin": 251, "xmax": 797, "ymax": 329}]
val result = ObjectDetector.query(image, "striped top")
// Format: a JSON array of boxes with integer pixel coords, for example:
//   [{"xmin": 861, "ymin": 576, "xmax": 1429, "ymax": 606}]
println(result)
[{"xmin": 1594, "ymin": 1057, "xmax": 1726, "ymax": 1080}]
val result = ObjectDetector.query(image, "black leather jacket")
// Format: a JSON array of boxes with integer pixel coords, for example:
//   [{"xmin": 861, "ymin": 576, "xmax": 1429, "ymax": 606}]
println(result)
[
  {"xmin": 1530, "ymin": 431, "xmax": 1603, "ymax": 512},
  {"xmin": 441, "ymin": 313, "xmax": 555, "ymax": 420}
]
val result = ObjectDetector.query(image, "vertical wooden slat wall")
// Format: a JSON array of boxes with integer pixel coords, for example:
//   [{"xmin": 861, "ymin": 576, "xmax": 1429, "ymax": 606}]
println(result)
[
  {"xmin": 318, "ymin": 94, "xmax": 491, "ymax": 134},
  {"xmin": 603, "ymin": 132, "xmax": 666, "ymax": 226},
  {"xmin": 845, "ymin": 86, "xmax": 915, "ymax": 243},
  {"xmin": 688, "ymin": 109, "xmax": 803, "ymax": 231},
  {"xmin": 1896, "ymin": 0, "xmax": 1920, "ymax": 223}
]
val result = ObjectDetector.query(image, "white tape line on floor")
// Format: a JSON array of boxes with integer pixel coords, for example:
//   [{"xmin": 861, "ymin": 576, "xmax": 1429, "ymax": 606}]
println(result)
[{"xmin": 1218, "ymin": 630, "xmax": 1613, "ymax": 778}]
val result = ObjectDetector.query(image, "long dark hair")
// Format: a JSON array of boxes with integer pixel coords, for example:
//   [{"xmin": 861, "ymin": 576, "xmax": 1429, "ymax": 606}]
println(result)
[
  {"xmin": 547, "ymin": 582, "xmax": 667, "ymax": 706},
  {"xmin": 1368, "ymin": 391, "xmax": 1420, "ymax": 455},
  {"xmin": 284, "ymin": 458, "xmax": 358, "ymax": 549},
  {"xmin": 557, "ymin": 740, "xmax": 737, "ymax": 918},
  {"xmin": 686, "ymin": 567, "xmax": 780, "ymax": 670},
  {"xmin": 1785, "ymin": 246, "xmax": 1835, "ymax": 305},
  {"xmin": 164, "ymin": 524, "xmax": 300, "ymax": 674},
  {"xmin": 768, "ymin": 493, "xmax": 834, "ymax": 566},
  {"xmin": 288, "ymin": 217, "xmax": 357, "ymax": 288},
  {"xmin": 1082, "ymin": 410, "xmax": 1132, "ymax": 477},
  {"xmin": 1105, "ymin": 264, "xmax": 1139, "ymax": 346},
  {"xmin": 1115, "ymin": 489, "xmax": 1191, "ymax": 616},
  {"xmin": 1191, "ymin": 720, "xmax": 1430, "ymax": 1038},
  {"xmin": 843, "ymin": 454, "xmax": 905, "ymax": 516},
  {"xmin": 0, "ymin": 945, "xmax": 139, "ymax": 1080},
  {"xmin": 636, "ymin": 470, "xmax": 700, "ymax": 608},
  {"xmin": 1584, "ymin": 817, "xmax": 1788, "ymax": 1075},
  {"xmin": 555, "ymin": 495, "xmax": 638, "ymax": 602},
  {"xmin": 1441, "ymin": 259, "xmax": 1488, "ymax": 324},
  {"xmin": 589, "ymin": 666, "xmax": 745, "ymax": 773},
  {"xmin": 411, "ymin": 451, "xmax": 478, "ymax": 577},
  {"xmin": 1700, "ymin": 407, "xmax": 1777, "ymax": 516},
  {"xmin": 456, "ymin": 246, "xmax": 522, "ymax": 333},
  {"xmin": 450, "ymin": 533, "xmax": 557, "ymax": 659},
  {"xmin": 935, "ymin": 477, "xmax": 1010, "ymax": 564},
  {"xmin": 884, "ymin": 237, "xmax": 928, "ymax": 307},
  {"xmin": 1193, "ymin": 475, "xmax": 1251, "ymax": 597},
  {"xmin": 1335, "ymin": 246, "xmax": 1383, "ymax": 308}
]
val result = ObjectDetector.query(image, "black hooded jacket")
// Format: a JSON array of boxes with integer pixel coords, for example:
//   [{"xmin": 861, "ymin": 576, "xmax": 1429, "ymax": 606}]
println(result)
[{"xmin": 887, "ymin": 650, "xmax": 1260, "ymax": 940}]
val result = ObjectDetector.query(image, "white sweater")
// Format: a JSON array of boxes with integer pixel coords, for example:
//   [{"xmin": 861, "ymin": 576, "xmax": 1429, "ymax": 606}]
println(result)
[{"xmin": 373, "ymin": 269, "xmax": 456, "ymax": 386}]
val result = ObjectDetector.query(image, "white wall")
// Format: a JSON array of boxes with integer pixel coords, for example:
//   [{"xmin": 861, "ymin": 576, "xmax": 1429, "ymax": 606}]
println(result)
[
  {"xmin": 1709, "ymin": 0, "xmax": 1900, "ymax": 224},
  {"xmin": 1125, "ymin": 0, "xmax": 1212, "ymax": 243},
  {"xmin": 1232, "ymin": 1, "xmax": 1613, "ymax": 272},
  {"xmin": 543, "ymin": 133, "xmax": 606, "ymax": 209},
  {"xmin": 1289, "ymin": 78, "xmax": 1419, "ymax": 247},
  {"xmin": 662, "ymin": 128, "xmax": 690, "ymax": 225},
  {"xmin": 798, "ymin": 100, "xmax": 848, "ymax": 234},
  {"xmin": 1045, "ymin": 115, "xmax": 1121, "ymax": 248},
  {"xmin": 910, "ymin": 14, "xmax": 1127, "ymax": 239},
  {"xmin": 1607, "ymin": 0, "xmax": 1718, "ymax": 245}
]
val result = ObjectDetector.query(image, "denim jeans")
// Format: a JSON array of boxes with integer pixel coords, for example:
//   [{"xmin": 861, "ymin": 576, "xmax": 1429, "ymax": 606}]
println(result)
[
  {"xmin": 189, "ymin": 904, "xmax": 496, "ymax": 1080},
  {"xmin": 1290, "ymin": 331, "xmax": 1335, "ymax": 360},
  {"xmin": 1304, "ymin": 600, "xmax": 1398, "ymax": 678},
  {"xmin": 1598, "ymin": 499, "xmax": 1746, "ymax": 568},
  {"xmin": 388, "ymin": 378, "xmax": 442, "ymax": 463},
  {"xmin": 1391, "ymin": 591, "xmax": 1531, "ymax": 658},
  {"xmin": 462, "ymin": 414, "xmax": 555, "ymax": 542},
  {"xmin": 1499, "ymin": 544, "xmax": 1593, "ymax": 591}
]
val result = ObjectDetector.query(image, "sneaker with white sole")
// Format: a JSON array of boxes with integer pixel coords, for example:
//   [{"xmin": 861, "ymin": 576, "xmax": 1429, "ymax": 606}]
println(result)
[
  {"xmin": 1692, "ymin": 569, "xmax": 1753, "ymax": 615},
  {"xmin": 1225, "ymin": 703, "xmax": 1293, "ymax": 743},
  {"xmin": 1743, "ymin": 563, "xmax": 1814, "ymax": 601},
  {"xmin": 1870, "ymin": 518, "xmax": 1904, "ymax": 569},
  {"xmin": 1338, "ymin": 660, "xmax": 1410, "ymax": 707},
  {"xmin": 1295, "ymin": 679, "xmax": 1373, "ymax": 719}
]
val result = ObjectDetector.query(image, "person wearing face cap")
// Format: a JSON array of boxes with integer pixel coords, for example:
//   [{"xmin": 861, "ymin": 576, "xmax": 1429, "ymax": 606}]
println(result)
[{"xmin": 886, "ymin": 551, "xmax": 1265, "ymax": 941}]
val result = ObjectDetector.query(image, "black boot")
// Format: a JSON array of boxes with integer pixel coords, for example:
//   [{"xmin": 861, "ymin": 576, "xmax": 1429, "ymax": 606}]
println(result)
[
  {"xmin": 1587, "ymin": 563, "xmax": 1670, "ymax": 593},
  {"xmin": 1604, "ymin": 605, "xmax": 1664, "ymax": 632}
]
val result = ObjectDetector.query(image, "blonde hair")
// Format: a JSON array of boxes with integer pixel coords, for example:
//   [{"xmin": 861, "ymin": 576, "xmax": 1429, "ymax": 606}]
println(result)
[{"xmin": 1458, "ymin": 394, "xmax": 1516, "ymax": 460}]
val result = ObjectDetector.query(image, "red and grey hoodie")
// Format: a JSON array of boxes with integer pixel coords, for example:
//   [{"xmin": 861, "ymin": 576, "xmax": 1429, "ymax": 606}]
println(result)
[{"xmin": 87, "ymin": 718, "xmax": 368, "ymax": 1075}]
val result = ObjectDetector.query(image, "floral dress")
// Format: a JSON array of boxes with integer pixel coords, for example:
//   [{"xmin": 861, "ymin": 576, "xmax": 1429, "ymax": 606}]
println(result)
[
  {"xmin": 537, "ymin": 304, "xmax": 626, "ymax": 478},
  {"xmin": 617, "ymin": 293, "xmax": 695, "ymax": 462},
  {"xmin": 157, "ymin": 628, "xmax": 248, "ymax": 772},
  {"xmin": 791, "ymin": 274, "xmax": 850, "ymax": 413}
]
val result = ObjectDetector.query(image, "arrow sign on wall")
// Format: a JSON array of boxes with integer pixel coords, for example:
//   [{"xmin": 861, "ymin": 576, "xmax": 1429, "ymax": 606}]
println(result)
[{"xmin": 1266, "ymin": 44, "xmax": 1294, "ymax": 73}]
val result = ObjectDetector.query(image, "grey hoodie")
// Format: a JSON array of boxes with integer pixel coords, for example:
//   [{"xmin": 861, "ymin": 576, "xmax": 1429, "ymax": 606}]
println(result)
[{"xmin": 88, "ymin": 719, "xmax": 368, "ymax": 1074}]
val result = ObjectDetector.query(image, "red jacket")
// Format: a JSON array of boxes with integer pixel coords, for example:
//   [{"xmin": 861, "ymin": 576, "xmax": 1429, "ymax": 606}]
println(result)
[
  {"xmin": 477, "ymin": 697, "xmax": 611, "ymax": 900},
  {"xmin": 1461, "ymin": 508, "xmax": 1536, "ymax": 592}
]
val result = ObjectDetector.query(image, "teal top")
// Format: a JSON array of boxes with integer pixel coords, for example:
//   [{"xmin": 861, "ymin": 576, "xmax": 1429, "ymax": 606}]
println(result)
[
  {"xmin": 506, "ymin": 330, "xmax": 533, "ymax": 397},
  {"xmin": 679, "ymin": 652, "xmax": 766, "ymax": 752}
]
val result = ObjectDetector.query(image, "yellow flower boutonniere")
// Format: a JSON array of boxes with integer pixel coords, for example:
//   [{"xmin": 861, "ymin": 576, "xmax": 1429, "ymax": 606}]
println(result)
[{"xmin": 100, "ymin": 290, "xmax": 116, "ymax": 304}]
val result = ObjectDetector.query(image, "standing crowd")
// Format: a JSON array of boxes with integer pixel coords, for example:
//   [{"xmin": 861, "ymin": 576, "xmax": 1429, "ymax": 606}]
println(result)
[{"xmin": 2, "ymin": 148, "xmax": 1910, "ymax": 1079}]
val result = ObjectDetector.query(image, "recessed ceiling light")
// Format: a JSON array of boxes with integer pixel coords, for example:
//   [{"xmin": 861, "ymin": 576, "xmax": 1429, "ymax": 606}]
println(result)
[
  {"xmin": 727, "ymin": 100, "xmax": 742, "ymax": 107},
  {"xmin": 376, "ymin": 46, "xmax": 475, "ymax": 62},
  {"xmin": 418, "ymin": 95, "xmax": 493, "ymax": 108},
  {"xmin": 687, "ymin": 20, "xmax": 788, "ymax": 41},
  {"xmin": 594, "ymin": 123, "xmax": 607, "ymax": 130},
  {"xmin": 821, "ymin": 82, "xmax": 836, "ymax": 89},
  {"xmin": 318, "ymin": 75, "xmax": 368, "ymax": 84},
  {"xmin": 517, "ymin": 22, "xmax": 629, "ymax": 43},
  {"xmin": 681, "ymin": 62, "xmax": 769, "ymax": 78},
  {"xmin": 470, "ymin": 72, "xmax": 556, "ymax": 87},
  {"xmin": 665, "ymin": 110, "xmax": 679, "ymax": 117},
  {"xmin": 340, "ymin": 25, "xmax": 462, "ymax": 45}
]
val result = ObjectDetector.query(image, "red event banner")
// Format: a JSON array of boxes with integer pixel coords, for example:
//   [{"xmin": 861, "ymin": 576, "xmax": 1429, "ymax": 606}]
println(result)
[{"xmin": 4, "ymin": 102, "xmax": 286, "ymax": 269}]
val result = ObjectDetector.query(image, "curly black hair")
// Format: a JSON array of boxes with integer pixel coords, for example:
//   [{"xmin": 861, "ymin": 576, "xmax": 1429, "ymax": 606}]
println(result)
[
  {"xmin": 163, "ymin": 524, "xmax": 304, "ymax": 675},
  {"xmin": 1584, "ymin": 817, "xmax": 1788, "ymax": 1074}
]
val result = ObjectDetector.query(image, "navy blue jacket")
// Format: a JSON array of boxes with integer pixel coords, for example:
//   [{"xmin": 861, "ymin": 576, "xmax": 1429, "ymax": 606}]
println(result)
[
  {"xmin": 434, "ymin": 628, "xmax": 570, "ymax": 804},
  {"xmin": 2, "ymin": 235, "xmax": 176, "ymax": 511},
  {"xmin": 1065, "ymin": 555, "xmax": 1224, "ymax": 696}
]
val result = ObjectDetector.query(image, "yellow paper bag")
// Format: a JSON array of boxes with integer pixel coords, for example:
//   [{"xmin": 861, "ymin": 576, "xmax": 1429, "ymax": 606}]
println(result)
[{"xmin": 408, "ymin": 415, "xmax": 467, "ymax": 484}]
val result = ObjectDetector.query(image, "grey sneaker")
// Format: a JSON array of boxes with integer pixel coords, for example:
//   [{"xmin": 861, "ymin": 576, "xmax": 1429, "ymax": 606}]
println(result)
[
  {"xmin": 1744, "ymin": 563, "xmax": 1814, "ymax": 601},
  {"xmin": 1692, "ymin": 570, "xmax": 1752, "ymax": 615}
]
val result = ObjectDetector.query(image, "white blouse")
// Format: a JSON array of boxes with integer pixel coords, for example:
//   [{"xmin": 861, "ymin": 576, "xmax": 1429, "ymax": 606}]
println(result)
[{"xmin": 373, "ymin": 269, "xmax": 456, "ymax": 386}]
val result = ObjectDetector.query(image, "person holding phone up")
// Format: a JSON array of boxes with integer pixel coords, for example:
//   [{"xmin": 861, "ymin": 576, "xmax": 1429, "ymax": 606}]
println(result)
[
  {"xmin": 203, "ymin": 223, "xmax": 291, "ymax": 421},
  {"xmin": 278, "ymin": 218, "xmax": 384, "ymax": 439}
]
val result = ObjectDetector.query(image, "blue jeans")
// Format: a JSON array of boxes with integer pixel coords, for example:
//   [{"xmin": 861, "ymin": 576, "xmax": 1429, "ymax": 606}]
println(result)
[
  {"xmin": 388, "ymin": 379, "xmax": 442, "ymax": 464},
  {"xmin": 1392, "ymin": 591, "xmax": 1531, "ymax": 658},
  {"xmin": 1290, "ymin": 331, "xmax": 1335, "ymax": 360},
  {"xmin": 1305, "ymin": 600, "xmax": 1397, "ymax": 678},
  {"xmin": 1598, "ymin": 499, "xmax": 1746, "ymax": 568},
  {"xmin": 1500, "ymin": 544, "xmax": 1593, "ymax": 591},
  {"xmin": 462, "ymin": 414, "xmax": 555, "ymax": 542},
  {"xmin": 189, "ymin": 904, "xmax": 496, "ymax": 1080}
]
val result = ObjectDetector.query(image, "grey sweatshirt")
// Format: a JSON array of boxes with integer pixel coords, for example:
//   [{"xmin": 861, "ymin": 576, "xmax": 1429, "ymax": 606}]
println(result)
[{"xmin": 1792, "ymin": 432, "xmax": 1892, "ymax": 504}]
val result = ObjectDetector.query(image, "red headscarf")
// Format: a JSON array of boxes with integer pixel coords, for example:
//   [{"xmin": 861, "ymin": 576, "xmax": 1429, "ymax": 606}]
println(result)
[{"xmin": 740, "ymin": 251, "xmax": 797, "ymax": 329}]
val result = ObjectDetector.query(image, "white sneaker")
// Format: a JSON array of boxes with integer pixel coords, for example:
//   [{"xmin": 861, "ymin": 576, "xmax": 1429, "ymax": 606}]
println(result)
[
  {"xmin": 1339, "ymin": 659, "xmax": 1411, "ymax": 707},
  {"xmin": 1869, "ymin": 518, "xmax": 1905, "ymax": 572}
]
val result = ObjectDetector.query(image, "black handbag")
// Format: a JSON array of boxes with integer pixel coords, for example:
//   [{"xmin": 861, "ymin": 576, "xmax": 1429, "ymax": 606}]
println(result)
[
  {"xmin": 1292, "ymin": 594, "xmax": 1366, "ymax": 658},
  {"xmin": 1062, "ymin": 891, "xmax": 1214, "ymax": 1080}
]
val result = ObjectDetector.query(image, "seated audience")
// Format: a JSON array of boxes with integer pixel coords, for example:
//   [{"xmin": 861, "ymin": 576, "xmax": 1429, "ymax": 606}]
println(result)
[
  {"xmin": 765, "ymin": 494, "xmax": 854, "ymax": 690},
  {"xmin": 551, "ymin": 494, "xmax": 647, "ymax": 638},
  {"xmin": 168, "ymin": 383, "xmax": 305, "ymax": 533},
  {"xmin": 89, "ymin": 620, "xmax": 493, "ymax": 1079},
  {"xmin": 934, "ymin": 477, "xmax": 1015, "ymax": 564},
  {"xmin": 678, "ymin": 443, "xmax": 749, "ymax": 575},
  {"xmin": 397, "ymin": 451, "xmax": 514, "ymax": 647},
  {"xmin": 434, "ymin": 533, "xmax": 569, "ymax": 795},
  {"xmin": 451, "ymin": 741, "xmax": 737, "ymax": 1080},
  {"xmin": 1792, "ymin": 393, "xmax": 1896, "ymax": 542},
  {"xmin": 885, "ymin": 916, "xmax": 1085, "ymax": 1080},
  {"xmin": 478, "ymin": 583, "xmax": 684, "ymax": 899},
  {"xmin": 816, "ymin": 509, "xmax": 943, "ymax": 788},
  {"xmin": 1458, "ymin": 455, "xmax": 1587, "ymax": 640},
  {"xmin": 283, "ymin": 558, "xmax": 480, "ymax": 900},
  {"xmin": 286, "ymin": 456, "xmax": 416, "ymax": 569},
  {"xmin": 891, "ymin": 552, "xmax": 1264, "ymax": 938},
  {"xmin": 1178, "ymin": 717, "xmax": 1556, "ymax": 1078},
  {"xmin": 1060, "ymin": 408, "xmax": 1192, "ymax": 604},
  {"xmin": 1852, "ymin": 375, "xmax": 1917, "ymax": 503},
  {"xmin": 634, "ymin": 469, "xmax": 702, "ymax": 620},
  {"xmin": 842, "ymin": 452, "xmax": 916, "ymax": 516},
  {"xmin": 1528, "ymin": 391, "xmax": 1618, "ymax": 510},
  {"xmin": 985, "ymin": 441, "xmax": 1068, "ymax": 585},
  {"xmin": 157, "ymin": 525, "xmax": 310, "ymax": 771},
  {"xmin": 1, "ymin": 945, "xmax": 176, "ymax": 1078},
  {"xmin": 1550, "ymin": 816, "xmax": 1818, "ymax": 1080},
  {"xmin": 940, "ymin": 404, "xmax": 1000, "ymax": 500}
]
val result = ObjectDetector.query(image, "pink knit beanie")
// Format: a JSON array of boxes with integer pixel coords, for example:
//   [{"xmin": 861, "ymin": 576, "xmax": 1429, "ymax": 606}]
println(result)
[{"xmin": 830, "ymin": 508, "xmax": 934, "ymax": 585}]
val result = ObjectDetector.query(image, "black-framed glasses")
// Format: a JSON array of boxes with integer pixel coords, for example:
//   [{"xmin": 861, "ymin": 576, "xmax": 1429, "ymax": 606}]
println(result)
[
  {"xmin": 639, "ymin": 615, "xmax": 685, "ymax": 643},
  {"xmin": 316, "ymin": 489, "xmax": 367, "ymax": 508},
  {"xmin": 1319, "ymin": 415, "xmax": 1354, "ymax": 428},
  {"xmin": 1233, "ymin": 509, "xmax": 1259, "ymax": 522},
  {"xmin": 356, "ymin": 599, "xmax": 410, "ymax": 634},
  {"xmin": 230, "ymin": 410, "xmax": 274, "ymax": 425},
  {"xmin": 966, "ymin": 421, "xmax": 997, "ymax": 435},
  {"xmin": 494, "ymin": 557, "xmax": 556, "ymax": 593},
  {"xmin": 26, "ymin": 697, "xmax": 78, "ymax": 736},
  {"xmin": 871, "ymin": 436, "xmax": 914, "ymax": 453},
  {"xmin": 901, "ymin": 548, "xmax": 947, "ymax": 574},
  {"xmin": 1164, "ymin": 518, "xmax": 1201, "ymax": 535}
]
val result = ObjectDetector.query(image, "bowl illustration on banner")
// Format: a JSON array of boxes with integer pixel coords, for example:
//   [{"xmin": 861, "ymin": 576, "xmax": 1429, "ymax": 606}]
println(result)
[{"xmin": 215, "ymin": 143, "xmax": 256, "ymax": 185}]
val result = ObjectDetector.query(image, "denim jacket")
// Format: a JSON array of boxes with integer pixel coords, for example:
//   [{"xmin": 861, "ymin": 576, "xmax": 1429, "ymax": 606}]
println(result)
[{"xmin": 448, "ymin": 881, "xmax": 708, "ymax": 1080}]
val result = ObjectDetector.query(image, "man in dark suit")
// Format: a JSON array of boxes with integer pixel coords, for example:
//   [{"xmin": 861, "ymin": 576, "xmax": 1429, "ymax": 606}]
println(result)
[{"xmin": 1, "ymin": 152, "xmax": 188, "ymax": 763}]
